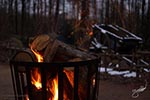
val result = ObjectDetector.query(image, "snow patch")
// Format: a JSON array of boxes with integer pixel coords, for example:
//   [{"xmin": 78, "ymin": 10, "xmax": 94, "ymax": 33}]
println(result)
[
  {"xmin": 99, "ymin": 67, "xmax": 137, "ymax": 78},
  {"xmin": 108, "ymin": 70, "xmax": 130, "ymax": 75},
  {"xmin": 123, "ymin": 72, "xmax": 136, "ymax": 77}
]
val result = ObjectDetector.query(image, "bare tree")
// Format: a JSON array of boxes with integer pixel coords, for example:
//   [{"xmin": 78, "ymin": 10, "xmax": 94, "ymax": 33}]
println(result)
[
  {"xmin": 93, "ymin": 0, "xmax": 97, "ymax": 22},
  {"xmin": 15, "ymin": 0, "xmax": 18, "ymax": 34},
  {"xmin": 21, "ymin": 0, "xmax": 26, "ymax": 34},
  {"xmin": 100, "ymin": 0, "xmax": 105, "ymax": 23},
  {"xmin": 105, "ymin": 0, "xmax": 110, "ymax": 24},
  {"xmin": 54, "ymin": 0, "xmax": 60, "ymax": 32},
  {"xmin": 142, "ymin": 0, "xmax": 146, "ymax": 23}
]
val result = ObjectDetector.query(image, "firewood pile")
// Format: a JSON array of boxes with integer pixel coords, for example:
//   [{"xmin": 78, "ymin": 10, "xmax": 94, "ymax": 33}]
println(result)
[
  {"xmin": 29, "ymin": 34, "xmax": 96, "ymax": 62},
  {"xmin": 12, "ymin": 34, "xmax": 98, "ymax": 100}
]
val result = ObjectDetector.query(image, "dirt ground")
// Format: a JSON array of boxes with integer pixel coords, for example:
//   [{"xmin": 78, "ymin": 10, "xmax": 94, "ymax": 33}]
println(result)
[
  {"xmin": 0, "ymin": 63, "xmax": 150, "ymax": 100},
  {"xmin": 98, "ymin": 74, "xmax": 150, "ymax": 100},
  {"xmin": 0, "ymin": 63, "xmax": 14, "ymax": 100}
]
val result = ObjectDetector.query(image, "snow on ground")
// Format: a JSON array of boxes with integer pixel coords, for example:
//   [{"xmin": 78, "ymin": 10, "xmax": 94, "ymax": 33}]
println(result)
[{"xmin": 99, "ymin": 67, "xmax": 137, "ymax": 77}]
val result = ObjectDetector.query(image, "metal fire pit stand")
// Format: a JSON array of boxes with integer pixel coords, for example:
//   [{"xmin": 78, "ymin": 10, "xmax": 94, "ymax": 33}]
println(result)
[{"xmin": 10, "ymin": 52, "xmax": 99, "ymax": 100}]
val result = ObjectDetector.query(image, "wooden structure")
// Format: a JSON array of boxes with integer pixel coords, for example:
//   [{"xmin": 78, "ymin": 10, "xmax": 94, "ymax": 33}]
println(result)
[
  {"xmin": 91, "ymin": 24, "xmax": 143, "ymax": 53},
  {"xmin": 90, "ymin": 24, "xmax": 150, "ymax": 80}
]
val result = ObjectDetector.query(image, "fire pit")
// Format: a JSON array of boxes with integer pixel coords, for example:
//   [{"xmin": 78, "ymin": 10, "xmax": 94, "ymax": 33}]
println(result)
[{"xmin": 10, "ymin": 34, "xmax": 99, "ymax": 100}]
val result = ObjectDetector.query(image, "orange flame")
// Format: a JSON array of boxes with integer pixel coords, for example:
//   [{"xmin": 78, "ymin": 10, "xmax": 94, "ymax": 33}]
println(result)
[
  {"xmin": 47, "ymin": 75, "xmax": 58, "ymax": 100},
  {"xmin": 64, "ymin": 70, "xmax": 74, "ymax": 87},
  {"xmin": 31, "ymin": 68, "xmax": 42, "ymax": 89},
  {"xmin": 53, "ymin": 79, "xmax": 58, "ymax": 100},
  {"xmin": 31, "ymin": 47, "xmax": 43, "ymax": 62},
  {"xmin": 89, "ymin": 31, "xmax": 93, "ymax": 36},
  {"xmin": 50, "ymin": 76, "xmax": 58, "ymax": 100},
  {"xmin": 30, "ymin": 46, "xmax": 74, "ymax": 100},
  {"xmin": 30, "ymin": 47, "xmax": 42, "ymax": 89},
  {"xmin": 30, "ymin": 46, "xmax": 59, "ymax": 100}
]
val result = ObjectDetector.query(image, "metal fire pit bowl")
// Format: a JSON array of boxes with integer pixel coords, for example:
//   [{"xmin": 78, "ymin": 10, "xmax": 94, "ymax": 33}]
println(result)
[{"xmin": 10, "ymin": 51, "xmax": 99, "ymax": 100}]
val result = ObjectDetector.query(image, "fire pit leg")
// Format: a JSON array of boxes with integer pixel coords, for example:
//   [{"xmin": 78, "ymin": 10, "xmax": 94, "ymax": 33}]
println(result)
[
  {"xmin": 74, "ymin": 66, "xmax": 79, "ymax": 100},
  {"xmin": 10, "ymin": 64, "xmax": 18, "ymax": 100},
  {"xmin": 41, "ymin": 67, "xmax": 47, "ymax": 100},
  {"xmin": 58, "ymin": 67, "xmax": 63, "ymax": 100}
]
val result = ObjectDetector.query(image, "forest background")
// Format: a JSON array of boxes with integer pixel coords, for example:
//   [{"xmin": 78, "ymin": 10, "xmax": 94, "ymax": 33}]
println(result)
[{"xmin": 0, "ymin": 0, "xmax": 150, "ymax": 49}]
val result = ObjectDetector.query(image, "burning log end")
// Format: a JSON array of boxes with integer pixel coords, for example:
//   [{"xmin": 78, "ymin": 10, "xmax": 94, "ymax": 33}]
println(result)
[
  {"xmin": 29, "ymin": 34, "xmax": 51, "ymax": 51},
  {"xmin": 12, "ymin": 50, "xmax": 36, "ymax": 72},
  {"xmin": 13, "ymin": 49, "xmax": 35, "ymax": 62}
]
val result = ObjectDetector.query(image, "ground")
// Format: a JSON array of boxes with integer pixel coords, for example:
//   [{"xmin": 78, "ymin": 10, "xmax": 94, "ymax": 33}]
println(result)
[
  {"xmin": 0, "ymin": 63, "xmax": 150, "ymax": 100},
  {"xmin": 0, "ymin": 63, "xmax": 14, "ymax": 100},
  {"xmin": 98, "ymin": 75, "xmax": 150, "ymax": 100}
]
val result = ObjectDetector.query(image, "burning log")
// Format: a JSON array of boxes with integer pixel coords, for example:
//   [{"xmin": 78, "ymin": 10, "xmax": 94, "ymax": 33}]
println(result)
[
  {"xmin": 29, "ymin": 34, "xmax": 96, "ymax": 62},
  {"xmin": 41, "ymin": 36, "xmax": 97, "ymax": 99},
  {"xmin": 63, "ymin": 71, "xmax": 74, "ymax": 100},
  {"xmin": 25, "ymin": 85, "xmax": 51, "ymax": 100},
  {"xmin": 30, "ymin": 34, "xmax": 50, "ymax": 51}
]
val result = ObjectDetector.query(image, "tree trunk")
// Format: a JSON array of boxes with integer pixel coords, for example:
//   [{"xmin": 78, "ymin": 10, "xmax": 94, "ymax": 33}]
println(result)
[
  {"xmin": 93, "ymin": 0, "xmax": 97, "ymax": 22},
  {"xmin": 15, "ymin": 0, "xmax": 18, "ymax": 34},
  {"xmin": 21, "ymin": 0, "xmax": 25, "ymax": 35},
  {"xmin": 141, "ymin": 0, "xmax": 145, "ymax": 26},
  {"xmin": 48, "ymin": 0, "xmax": 52, "ymax": 32},
  {"xmin": 105, "ymin": 0, "xmax": 110, "ymax": 24},
  {"xmin": 54, "ymin": 0, "xmax": 60, "ymax": 32}
]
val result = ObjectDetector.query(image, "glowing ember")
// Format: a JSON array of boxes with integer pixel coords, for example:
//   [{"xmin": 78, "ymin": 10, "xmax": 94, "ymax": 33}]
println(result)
[{"xmin": 89, "ymin": 31, "xmax": 93, "ymax": 36}]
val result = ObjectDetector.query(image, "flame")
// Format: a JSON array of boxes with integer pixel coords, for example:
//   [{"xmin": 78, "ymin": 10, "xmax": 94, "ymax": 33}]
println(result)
[
  {"xmin": 47, "ymin": 75, "xmax": 58, "ymax": 100},
  {"xmin": 64, "ymin": 69, "xmax": 74, "ymax": 87},
  {"xmin": 31, "ymin": 47, "xmax": 43, "ymax": 62},
  {"xmin": 30, "ymin": 46, "xmax": 59, "ymax": 100},
  {"xmin": 52, "ymin": 77, "xmax": 58, "ymax": 100},
  {"xmin": 31, "ymin": 68, "xmax": 42, "ymax": 89},
  {"xmin": 30, "ymin": 47, "xmax": 42, "ymax": 89},
  {"xmin": 89, "ymin": 31, "xmax": 93, "ymax": 36},
  {"xmin": 30, "ymin": 46, "xmax": 74, "ymax": 100}
]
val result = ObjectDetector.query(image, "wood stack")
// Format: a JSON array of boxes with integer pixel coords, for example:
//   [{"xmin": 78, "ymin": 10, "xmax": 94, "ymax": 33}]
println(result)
[
  {"xmin": 29, "ymin": 34, "xmax": 96, "ymax": 62},
  {"xmin": 14, "ymin": 34, "xmax": 97, "ymax": 100}
]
